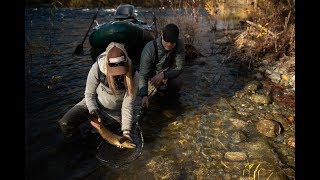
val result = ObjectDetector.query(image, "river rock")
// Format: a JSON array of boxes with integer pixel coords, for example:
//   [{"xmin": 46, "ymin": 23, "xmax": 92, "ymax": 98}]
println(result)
[
  {"xmin": 287, "ymin": 137, "xmax": 295, "ymax": 148},
  {"xmin": 224, "ymin": 152, "xmax": 247, "ymax": 161},
  {"xmin": 269, "ymin": 71, "xmax": 281, "ymax": 83},
  {"xmin": 231, "ymin": 131, "xmax": 246, "ymax": 143},
  {"xmin": 243, "ymin": 80, "xmax": 262, "ymax": 93},
  {"xmin": 229, "ymin": 117, "xmax": 248, "ymax": 128},
  {"xmin": 185, "ymin": 43, "xmax": 203, "ymax": 63},
  {"xmin": 236, "ymin": 110, "xmax": 253, "ymax": 117},
  {"xmin": 283, "ymin": 167, "xmax": 295, "ymax": 179},
  {"xmin": 256, "ymin": 87, "xmax": 272, "ymax": 96},
  {"xmin": 215, "ymin": 36, "xmax": 231, "ymax": 44},
  {"xmin": 256, "ymin": 119, "xmax": 281, "ymax": 137},
  {"xmin": 234, "ymin": 89, "xmax": 247, "ymax": 98},
  {"xmin": 249, "ymin": 94, "xmax": 272, "ymax": 105}
]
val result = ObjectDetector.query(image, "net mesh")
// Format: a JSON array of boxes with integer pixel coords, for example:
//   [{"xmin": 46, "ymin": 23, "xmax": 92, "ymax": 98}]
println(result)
[{"xmin": 96, "ymin": 124, "xmax": 143, "ymax": 168}]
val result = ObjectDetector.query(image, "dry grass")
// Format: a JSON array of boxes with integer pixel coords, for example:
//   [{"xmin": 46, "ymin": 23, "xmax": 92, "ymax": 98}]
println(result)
[
  {"xmin": 202, "ymin": 0, "xmax": 295, "ymax": 71},
  {"xmin": 155, "ymin": 4, "xmax": 201, "ymax": 47},
  {"xmin": 224, "ymin": 0, "xmax": 295, "ymax": 69}
]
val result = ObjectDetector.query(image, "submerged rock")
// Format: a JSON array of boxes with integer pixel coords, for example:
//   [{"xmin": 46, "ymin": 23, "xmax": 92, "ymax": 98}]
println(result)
[
  {"xmin": 249, "ymin": 94, "xmax": 272, "ymax": 105},
  {"xmin": 230, "ymin": 131, "xmax": 247, "ymax": 143},
  {"xmin": 243, "ymin": 80, "xmax": 262, "ymax": 93},
  {"xmin": 224, "ymin": 152, "xmax": 247, "ymax": 161},
  {"xmin": 256, "ymin": 119, "xmax": 281, "ymax": 138}
]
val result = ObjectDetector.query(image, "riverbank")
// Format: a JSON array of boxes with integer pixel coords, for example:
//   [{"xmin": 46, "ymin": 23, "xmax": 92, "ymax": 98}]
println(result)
[
  {"xmin": 195, "ymin": 29, "xmax": 295, "ymax": 179},
  {"xmin": 213, "ymin": 29, "xmax": 295, "ymax": 110},
  {"xmin": 128, "ymin": 27, "xmax": 295, "ymax": 179},
  {"xmin": 154, "ymin": 26, "xmax": 295, "ymax": 179}
]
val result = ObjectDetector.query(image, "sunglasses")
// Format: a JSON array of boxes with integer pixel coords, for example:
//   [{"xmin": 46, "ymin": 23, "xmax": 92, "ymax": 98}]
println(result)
[{"xmin": 108, "ymin": 62, "xmax": 127, "ymax": 67}]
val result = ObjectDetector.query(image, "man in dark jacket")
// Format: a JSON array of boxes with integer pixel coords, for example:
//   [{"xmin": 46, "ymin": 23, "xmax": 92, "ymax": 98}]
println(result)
[{"xmin": 138, "ymin": 23, "xmax": 185, "ymax": 107}]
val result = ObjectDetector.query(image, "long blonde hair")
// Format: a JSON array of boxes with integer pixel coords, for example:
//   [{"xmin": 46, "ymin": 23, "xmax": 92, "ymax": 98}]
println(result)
[{"xmin": 102, "ymin": 42, "xmax": 135, "ymax": 97}]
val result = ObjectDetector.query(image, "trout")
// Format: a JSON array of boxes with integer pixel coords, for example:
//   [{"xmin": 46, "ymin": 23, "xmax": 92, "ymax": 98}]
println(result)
[{"xmin": 90, "ymin": 114, "xmax": 136, "ymax": 149}]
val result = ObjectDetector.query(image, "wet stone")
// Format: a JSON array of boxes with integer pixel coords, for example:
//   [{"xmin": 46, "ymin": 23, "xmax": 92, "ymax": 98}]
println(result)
[
  {"xmin": 256, "ymin": 87, "xmax": 272, "ymax": 96},
  {"xmin": 274, "ymin": 133, "xmax": 284, "ymax": 143},
  {"xmin": 283, "ymin": 168, "xmax": 295, "ymax": 179},
  {"xmin": 256, "ymin": 119, "xmax": 281, "ymax": 138},
  {"xmin": 236, "ymin": 110, "xmax": 253, "ymax": 117},
  {"xmin": 224, "ymin": 152, "xmax": 247, "ymax": 161},
  {"xmin": 234, "ymin": 89, "xmax": 247, "ymax": 98},
  {"xmin": 249, "ymin": 94, "xmax": 272, "ymax": 105},
  {"xmin": 243, "ymin": 80, "xmax": 263, "ymax": 93},
  {"xmin": 231, "ymin": 131, "xmax": 247, "ymax": 143},
  {"xmin": 269, "ymin": 72, "xmax": 281, "ymax": 83},
  {"xmin": 229, "ymin": 117, "xmax": 248, "ymax": 128},
  {"xmin": 287, "ymin": 137, "xmax": 295, "ymax": 148},
  {"xmin": 224, "ymin": 173, "xmax": 231, "ymax": 180}
]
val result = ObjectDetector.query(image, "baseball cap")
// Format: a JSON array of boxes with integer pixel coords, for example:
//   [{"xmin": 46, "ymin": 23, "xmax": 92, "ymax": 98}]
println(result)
[
  {"xmin": 162, "ymin": 23, "xmax": 179, "ymax": 43},
  {"xmin": 107, "ymin": 46, "xmax": 128, "ymax": 76}
]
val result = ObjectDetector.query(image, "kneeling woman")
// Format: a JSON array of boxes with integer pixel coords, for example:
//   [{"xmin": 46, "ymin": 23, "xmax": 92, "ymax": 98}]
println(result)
[{"xmin": 58, "ymin": 42, "xmax": 137, "ymax": 148}]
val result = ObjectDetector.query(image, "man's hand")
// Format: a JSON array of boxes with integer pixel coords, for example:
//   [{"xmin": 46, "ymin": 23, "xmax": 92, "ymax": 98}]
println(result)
[
  {"xmin": 142, "ymin": 96, "xmax": 149, "ymax": 108},
  {"xmin": 150, "ymin": 72, "xmax": 164, "ymax": 88}
]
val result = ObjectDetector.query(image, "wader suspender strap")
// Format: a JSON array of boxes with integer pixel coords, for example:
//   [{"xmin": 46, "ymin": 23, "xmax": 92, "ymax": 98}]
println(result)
[
  {"xmin": 149, "ymin": 39, "xmax": 159, "ymax": 76},
  {"xmin": 153, "ymin": 39, "xmax": 177, "ymax": 70},
  {"xmin": 153, "ymin": 39, "xmax": 159, "ymax": 64}
]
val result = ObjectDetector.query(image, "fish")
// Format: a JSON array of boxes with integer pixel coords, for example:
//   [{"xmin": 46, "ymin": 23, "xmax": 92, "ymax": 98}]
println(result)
[{"xmin": 90, "ymin": 118, "xmax": 136, "ymax": 149}]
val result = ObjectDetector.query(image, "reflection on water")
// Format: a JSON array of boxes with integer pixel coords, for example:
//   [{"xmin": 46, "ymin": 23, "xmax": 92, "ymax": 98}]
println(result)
[{"xmin": 25, "ymin": 6, "xmax": 259, "ymax": 180}]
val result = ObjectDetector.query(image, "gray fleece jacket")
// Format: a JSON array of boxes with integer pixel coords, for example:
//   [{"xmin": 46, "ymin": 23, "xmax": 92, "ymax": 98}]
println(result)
[{"xmin": 85, "ymin": 42, "xmax": 137, "ymax": 131}]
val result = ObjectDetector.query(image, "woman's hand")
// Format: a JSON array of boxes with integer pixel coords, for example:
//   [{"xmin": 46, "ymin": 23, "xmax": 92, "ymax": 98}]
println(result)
[
  {"xmin": 90, "ymin": 110, "xmax": 101, "ymax": 122},
  {"xmin": 90, "ymin": 120, "xmax": 101, "ymax": 129},
  {"xmin": 89, "ymin": 110, "xmax": 102, "ymax": 128},
  {"xmin": 123, "ymin": 130, "xmax": 133, "ymax": 141}
]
